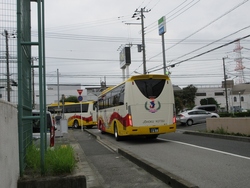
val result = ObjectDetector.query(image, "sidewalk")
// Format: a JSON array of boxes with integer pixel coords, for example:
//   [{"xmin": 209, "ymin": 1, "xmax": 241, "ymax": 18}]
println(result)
[{"xmin": 55, "ymin": 130, "xmax": 102, "ymax": 188}]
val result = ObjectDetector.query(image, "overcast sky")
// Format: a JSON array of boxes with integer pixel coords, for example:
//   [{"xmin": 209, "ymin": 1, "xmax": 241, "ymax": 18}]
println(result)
[{"xmin": 31, "ymin": 0, "xmax": 250, "ymax": 88}]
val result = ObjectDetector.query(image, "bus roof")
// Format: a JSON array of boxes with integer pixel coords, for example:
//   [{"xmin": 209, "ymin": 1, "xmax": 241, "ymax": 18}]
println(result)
[
  {"xmin": 128, "ymin": 74, "xmax": 170, "ymax": 81},
  {"xmin": 47, "ymin": 100, "xmax": 95, "ymax": 107},
  {"xmin": 99, "ymin": 74, "xmax": 171, "ymax": 97}
]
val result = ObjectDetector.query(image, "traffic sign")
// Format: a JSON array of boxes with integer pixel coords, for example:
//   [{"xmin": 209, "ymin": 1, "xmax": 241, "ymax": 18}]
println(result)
[
  {"xmin": 158, "ymin": 16, "xmax": 166, "ymax": 35},
  {"xmin": 78, "ymin": 95, "xmax": 83, "ymax": 101},
  {"xmin": 77, "ymin": 89, "xmax": 83, "ymax": 95}
]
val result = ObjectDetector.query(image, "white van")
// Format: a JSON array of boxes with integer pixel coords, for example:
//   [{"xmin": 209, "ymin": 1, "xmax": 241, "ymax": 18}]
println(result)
[
  {"xmin": 193, "ymin": 105, "xmax": 218, "ymax": 113},
  {"xmin": 32, "ymin": 110, "xmax": 55, "ymax": 138}
]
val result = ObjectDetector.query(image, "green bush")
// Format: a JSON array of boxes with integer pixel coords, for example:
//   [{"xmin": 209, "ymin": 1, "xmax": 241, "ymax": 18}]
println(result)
[
  {"xmin": 45, "ymin": 146, "xmax": 76, "ymax": 175},
  {"xmin": 25, "ymin": 144, "xmax": 76, "ymax": 175},
  {"xmin": 218, "ymin": 111, "xmax": 250, "ymax": 117}
]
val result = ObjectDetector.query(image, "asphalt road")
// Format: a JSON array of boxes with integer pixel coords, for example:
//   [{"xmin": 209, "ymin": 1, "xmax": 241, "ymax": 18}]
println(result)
[{"xmin": 87, "ymin": 124, "xmax": 250, "ymax": 188}]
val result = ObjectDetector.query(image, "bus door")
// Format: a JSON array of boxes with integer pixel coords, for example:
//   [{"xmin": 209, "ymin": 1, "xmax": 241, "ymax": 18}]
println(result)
[{"xmin": 91, "ymin": 102, "xmax": 97, "ymax": 122}]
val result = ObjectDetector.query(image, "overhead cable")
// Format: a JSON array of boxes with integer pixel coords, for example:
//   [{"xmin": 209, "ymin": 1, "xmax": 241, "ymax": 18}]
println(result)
[
  {"xmin": 148, "ymin": 34, "xmax": 250, "ymax": 73},
  {"xmin": 148, "ymin": 0, "xmax": 249, "ymax": 61}
]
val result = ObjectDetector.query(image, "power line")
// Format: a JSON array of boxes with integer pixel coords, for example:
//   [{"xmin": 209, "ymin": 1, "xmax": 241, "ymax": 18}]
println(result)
[
  {"xmin": 168, "ymin": 25, "xmax": 250, "ymax": 64},
  {"xmin": 145, "ymin": 0, "xmax": 200, "ymax": 34},
  {"xmin": 148, "ymin": 34, "xmax": 250, "ymax": 73},
  {"xmin": 148, "ymin": 0, "xmax": 249, "ymax": 61}
]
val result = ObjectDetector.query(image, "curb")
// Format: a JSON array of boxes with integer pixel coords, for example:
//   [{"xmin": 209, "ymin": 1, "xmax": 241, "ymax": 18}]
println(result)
[
  {"xmin": 85, "ymin": 129, "xmax": 199, "ymax": 188},
  {"xmin": 18, "ymin": 175, "xmax": 86, "ymax": 188}
]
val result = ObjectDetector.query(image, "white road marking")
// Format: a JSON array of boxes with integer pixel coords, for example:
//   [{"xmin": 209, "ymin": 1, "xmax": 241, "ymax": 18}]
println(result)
[{"xmin": 158, "ymin": 138, "xmax": 250, "ymax": 160}]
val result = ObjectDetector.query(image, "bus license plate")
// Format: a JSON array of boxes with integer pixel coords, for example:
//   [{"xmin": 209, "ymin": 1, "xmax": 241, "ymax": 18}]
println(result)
[{"xmin": 150, "ymin": 128, "xmax": 158, "ymax": 133}]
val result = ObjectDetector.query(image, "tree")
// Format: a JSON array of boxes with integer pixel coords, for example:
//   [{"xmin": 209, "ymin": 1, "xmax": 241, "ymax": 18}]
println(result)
[
  {"xmin": 175, "ymin": 96, "xmax": 183, "ymax": 113},
  {"xmin": 200, "ymin": 97, "xmax": 219, "ymax": 107},
  {"xmin": 182, "ymin": 85, "xmax": 197, "ymax": 109},
  {"xmin": 174, "ymin": 90, "xmax": 184, "ymax": 113},
  {"xmin": 60, "ymin": 95, "xmax": 78, "ymax": 103}
]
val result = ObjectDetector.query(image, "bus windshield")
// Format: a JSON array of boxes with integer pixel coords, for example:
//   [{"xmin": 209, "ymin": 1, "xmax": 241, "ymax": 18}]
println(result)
[{"xmin": 134, "ymin": 79, "xmax": 165, "ymax": 98}]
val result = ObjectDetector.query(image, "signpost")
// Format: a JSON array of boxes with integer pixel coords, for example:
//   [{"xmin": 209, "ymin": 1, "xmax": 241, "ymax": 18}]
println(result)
[
  {"xmin": 77, "ymin": 89, "xmax": 83, "ymax": 131},
  {"xmin": 77, "ymin": 89, "xmax": 83, "ymax": 95},
  {"xmin": 158, "ymin": 16, "xmax": 167, "ymax": 75}
]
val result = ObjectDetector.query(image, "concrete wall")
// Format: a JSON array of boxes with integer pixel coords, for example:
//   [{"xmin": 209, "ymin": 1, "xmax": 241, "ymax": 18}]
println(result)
[
  {"xmin": 207, "ymin": 118, "xmax": 250, "ymax": 135},
  {"xmin": 0, "ymin": 100, "xmax": 19, "ymax": 188},
  {"xmin": 18, "ymin": 175, "xmax": 86, "ymax": 188}
]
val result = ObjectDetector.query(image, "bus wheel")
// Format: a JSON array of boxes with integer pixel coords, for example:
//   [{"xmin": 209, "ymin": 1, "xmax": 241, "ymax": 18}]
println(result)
[
  {"xmin": 73, "ymin": 120, "xmax": 79, "ymax": 129},
  {"xmin": 114, "ymin": 124, "xmax": 121, "ymax": 141}
]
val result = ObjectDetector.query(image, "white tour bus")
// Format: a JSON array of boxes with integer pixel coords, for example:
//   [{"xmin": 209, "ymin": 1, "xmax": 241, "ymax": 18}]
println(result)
[{"xmin": 97, "ymin": 74, "xmax": 176, "ymax": 141}]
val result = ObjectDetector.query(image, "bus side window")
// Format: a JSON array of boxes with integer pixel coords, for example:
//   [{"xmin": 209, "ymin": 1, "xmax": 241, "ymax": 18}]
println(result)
[
  {"xmin": 98, "ymin": 99, "xmax": 104, "ymax": 110},
  {"xmin": 119, "ymin": 92, "xmax": 124, "ymax": 105},
  {"xmin": 74, "ymin": 106, "xmax": 79, "ymax": 113},
  {"xmin": 108, "ymin": 98, "xmax": 113, "ymax": 108},
  {"xmin": 113, "ymin": 95, "xmax": 119, "ymax": 106}
]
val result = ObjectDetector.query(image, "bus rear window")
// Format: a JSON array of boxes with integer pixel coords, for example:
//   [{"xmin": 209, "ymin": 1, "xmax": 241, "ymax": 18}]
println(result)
[{"xmin": 134, "ymin": 79, "xmax": 165, "ymax": 99}]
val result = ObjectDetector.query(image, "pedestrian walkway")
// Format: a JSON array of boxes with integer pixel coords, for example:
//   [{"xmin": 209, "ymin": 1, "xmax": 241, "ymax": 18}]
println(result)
[
  {"xmin": 56, "ymin": 129, "xmax": 169, "ymax": 188},
  {"xmin": 56, "ymin": 130, "xmax": 102, "ymax": 188}
]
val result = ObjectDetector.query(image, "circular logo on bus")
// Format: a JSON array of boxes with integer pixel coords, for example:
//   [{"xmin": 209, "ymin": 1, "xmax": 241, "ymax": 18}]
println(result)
[{"xmin": 145, "ymin": 99, "xmax": 161, "ymax": 113}]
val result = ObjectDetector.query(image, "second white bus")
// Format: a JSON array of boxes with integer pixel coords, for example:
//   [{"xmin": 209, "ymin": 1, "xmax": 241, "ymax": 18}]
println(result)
[
  {"xmin": 97, "ymin": 74, "xmax": 176, "ymax": 140},
  {"xmin": 48, "ymin": 101, "xmax": 97, "ymax": 129}
]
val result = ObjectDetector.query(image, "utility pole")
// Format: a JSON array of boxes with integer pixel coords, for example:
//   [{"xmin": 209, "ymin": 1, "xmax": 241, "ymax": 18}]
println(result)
[
  {"xmin": 4, "ymin": 30, "xmax": 11, "ymax": 102},
  {"xmin": 57, "ymin": 69, "xmax": 60, "ymax": 111},
  {"xmin": 140, "ymin": 8, "xmax": 146, "ymax": 74},
  {"xmin": 132, "ymin": 8, "xmax": 150, "ymax": 74},
  {"xmin": 223, "ymin": 57, "xmax": 229, "ymax": 113}
]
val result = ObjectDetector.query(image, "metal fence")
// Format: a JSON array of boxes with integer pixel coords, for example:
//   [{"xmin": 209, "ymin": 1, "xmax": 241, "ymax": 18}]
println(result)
[
  {"xmin": 0, "ymin": 0, "xmax": 18, "ymax": 103},
  {"xmin": 16, "ymin": 0, "xmax": 33, "ymax": 177},
  {"xmin": 1, "ymin": 0, "xmax": 47, "ymax": 176}
]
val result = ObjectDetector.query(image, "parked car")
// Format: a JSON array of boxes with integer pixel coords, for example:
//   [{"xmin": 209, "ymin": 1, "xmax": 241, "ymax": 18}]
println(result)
[{"xmin": 178, "ymin": 109, "xmax": 219, "ymax": 126}]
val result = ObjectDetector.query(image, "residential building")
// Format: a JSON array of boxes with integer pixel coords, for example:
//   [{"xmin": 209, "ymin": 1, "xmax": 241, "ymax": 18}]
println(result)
[{"xmin": 195, "ymin": 81, "xmax": 250, "ymax": 112}]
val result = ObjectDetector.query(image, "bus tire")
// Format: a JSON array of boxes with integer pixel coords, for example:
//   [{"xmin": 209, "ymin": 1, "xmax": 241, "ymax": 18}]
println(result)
[
  {"xmin": 114, "ymin": 124, "xmax": 121, "ymax": 141},
  {"xmin": 73, "ymin": 120, "xmax": 79, "ymax": 129}
]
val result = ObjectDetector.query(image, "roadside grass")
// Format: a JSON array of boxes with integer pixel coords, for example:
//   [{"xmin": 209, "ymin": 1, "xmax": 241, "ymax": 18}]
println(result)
[
  {"xmin": 25, "ymin": 144, "xmax": 76, "ymax": 176},
  {"xmin": 209, "ymin": 127, "xmax": 250, "ymax": 137}
]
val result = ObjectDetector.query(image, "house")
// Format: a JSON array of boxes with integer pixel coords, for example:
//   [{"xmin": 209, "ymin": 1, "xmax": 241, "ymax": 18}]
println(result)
[{"xmin": 195, "ymin": 81, "xmax": 250, "ymax": 112}]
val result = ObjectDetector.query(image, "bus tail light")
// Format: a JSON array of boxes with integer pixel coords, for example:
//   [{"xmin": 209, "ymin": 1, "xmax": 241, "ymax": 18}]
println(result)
[
  {"xmin": 173, "ymin": 104, "xmax": 176, "ymax": 124},
  {"xmin": 128, "ymin": 114, "xmax": 133, "ymax": 126},
  {"xmin": 173, "ymin": 116, "xmax": 176, "ymax": 124},
  {"xmin": 124, "ymin": 114, "xmax": 133, "ymax": 127}
]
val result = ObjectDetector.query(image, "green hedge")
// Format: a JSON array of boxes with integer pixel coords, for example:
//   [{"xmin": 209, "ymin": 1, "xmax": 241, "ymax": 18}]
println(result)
[{"xmin": 219, "ymin": 111, "xmax": 250, "ymax": 117}]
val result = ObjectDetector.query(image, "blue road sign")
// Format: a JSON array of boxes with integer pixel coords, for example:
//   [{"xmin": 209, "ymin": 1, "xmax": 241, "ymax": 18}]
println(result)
[{"xmin": 78, "ymin": 95, "xmax": 83, "ymax": 101}]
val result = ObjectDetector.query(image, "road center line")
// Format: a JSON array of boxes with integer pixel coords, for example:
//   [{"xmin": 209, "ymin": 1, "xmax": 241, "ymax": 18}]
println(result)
[{"xmin": 158, "ymin": 138, "xmax": 250, "ymax": 160}]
